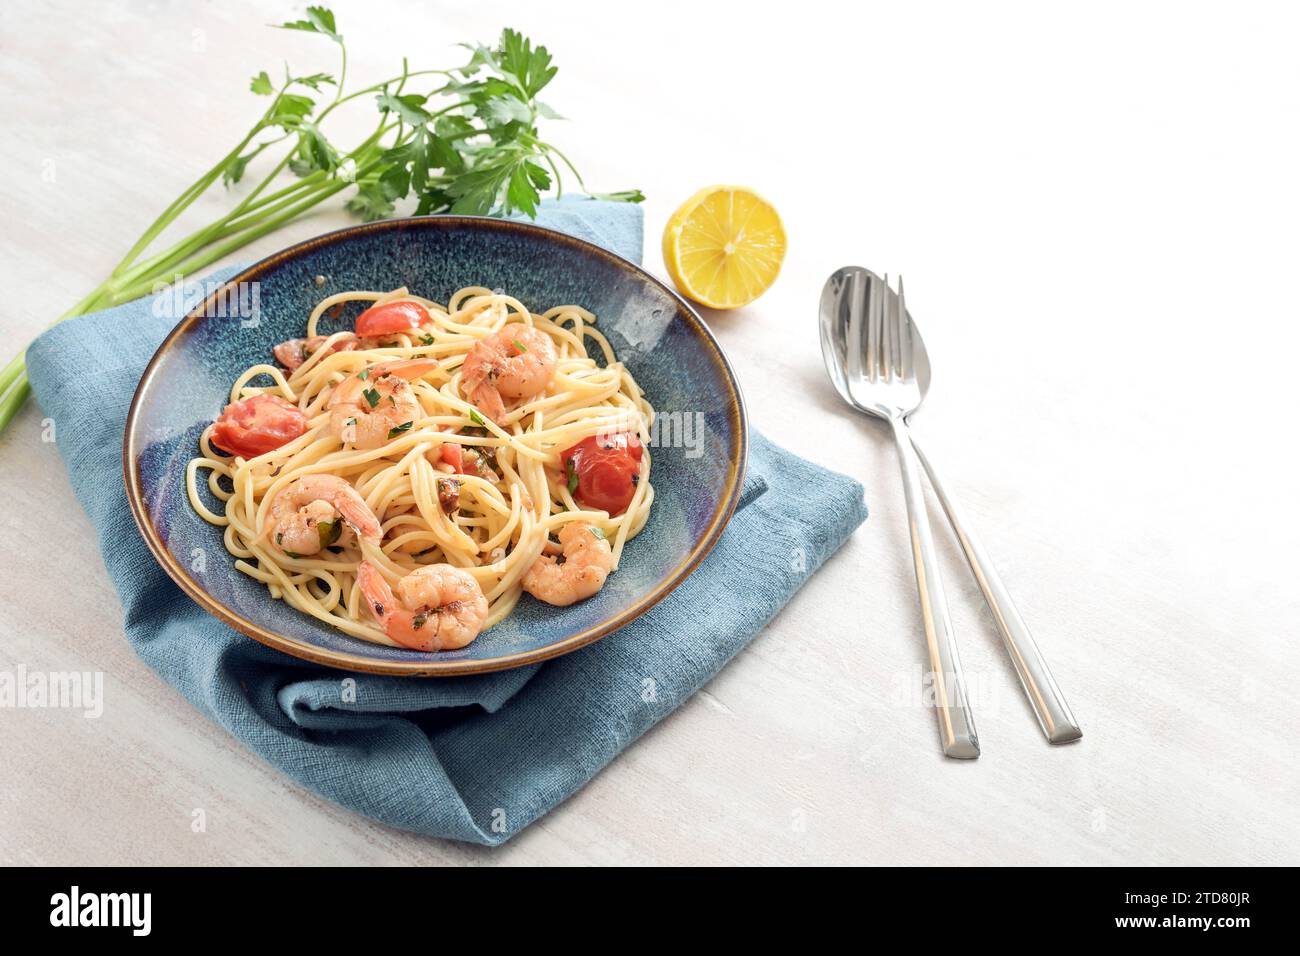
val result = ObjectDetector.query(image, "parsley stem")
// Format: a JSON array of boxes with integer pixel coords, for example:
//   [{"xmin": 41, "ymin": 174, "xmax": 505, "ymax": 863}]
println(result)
[
  {"xmin": 0, "ymin": 351, "xmax": 25, "ymax": 394},
  {"xmin": 105, "ymin": 80, "xmax": 311, "ymax": 280},
  {"xmin": 317, "ymin": 72, "xmax": 454, "ymax": 119},
  {"xmin": 335, "ymin": 46, "xmax": 348, "ymax": 107},
  {"xmin": 106, "ymin": 179, "xmax": 355, "ymax": 305},
  {"xmin": 534, "ymin": 140, "xmax": 588, "ymax": 192},
  {"xmin": 107, "ymin": 124, "xmax": 266, "ymax": 280},
  {"xmin": 541, "ymin": 151, "xmax": 564, "ymax": 199},
  {"xmin": 106, "ymin": 121, "xmax": 397, "ymax": 296},
  {"xmin": 0, "ymin": 379, "xmax": 30, "ymax": 433}
]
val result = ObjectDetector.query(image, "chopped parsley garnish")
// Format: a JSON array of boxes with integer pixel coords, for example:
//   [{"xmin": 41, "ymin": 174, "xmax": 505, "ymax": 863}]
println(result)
[
  {"xmin": 357, "ymin": 369, "xmax": 369, "ymax": 380},
  {"xmin": 589, "ymin": 526, "xmax": 606, "ymax": 540},
  {"xmin": 512, "ymin": 338, "xmax": 527, "ymax": 353},
  {"xmin": 317, "ymin": 519, "xmax": 342, "ymax": 549},
  {"xmin": 420, "ymin": 334, "xmax": 435, "ymax": 345},
  {"xmin": 388, "ymin": 420, "xmax": 413, "ymax": 439},
  {"xmin": 468, "ymin": 409, "xmax": 487, "ymax": 427},
  {"xmin": 566, "ymin": 459, "xmax": 579, "ymax": 495},
  {"xmin": 362, "ymin": 387, "xmax": 381, "ymax": 408}
]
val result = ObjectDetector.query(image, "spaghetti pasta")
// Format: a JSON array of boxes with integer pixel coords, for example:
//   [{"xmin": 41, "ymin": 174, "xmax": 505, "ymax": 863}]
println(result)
[{"xmin": 186, "ymin": 286, "xmax": 655, "ymax": 650}]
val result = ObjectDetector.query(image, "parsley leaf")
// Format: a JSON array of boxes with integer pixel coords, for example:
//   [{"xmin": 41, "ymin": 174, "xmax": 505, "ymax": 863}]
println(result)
[
  {"xmin": 276, "ymin": 7, "xmax": 342, "ymax": 45},
  {"xmin": 497, "ymin": 28, "xmax": 557, "ymax": 98},
  {"xmin": 378, "ymin": 164, "xmax": 410, "ymax": 201},
  {"xmin": 223, "ymin": 152, "xmax": 255, "ymax": 186},
  {"xmin": 250, "ymin": 71, "xmax": 274, "ymax": 96},
  {"xmin": 294, "ymin": 123, "xmax": 339, "ymax": 173},
  {"xmin": 445, "ymin": 149, "xmax": 523, "ymax": 214},
  {"xmin": 376, "ymin": 92, "xmax": 431, "ymax": 126},
  {"xmin": 294, "ymin": 73, "xmax": 336, "ymax": 92},
  {"xmin": 344, "ymin": 185, "xmax": 391, "ymax": 220},
  {"xmin": 268, "ymin": 92, "xmax": 315, "ymax": 129},
  {"xmin": 387, "ymin": 420, "xmax": 414, "ymax": 439},
  {"xmin": 317, "ymin": 519, "xmax": 342, "ymax": 549},
  {"xmin": 362, "ymin": 387, "xmax": 381, "ymax": 408},
  {"xmin": 479, "ymin": 95, "xmax": 533, "ymax": 126},
  {"xmin": 589, "ymin": 189, "xmax": 646, "ymax": 204}
]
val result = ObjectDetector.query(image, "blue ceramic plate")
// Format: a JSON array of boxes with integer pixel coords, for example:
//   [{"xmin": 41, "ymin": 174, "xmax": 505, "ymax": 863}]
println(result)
[{"xmin": 123, "ymin": 216, "xmax": 747, "ymax": 676}]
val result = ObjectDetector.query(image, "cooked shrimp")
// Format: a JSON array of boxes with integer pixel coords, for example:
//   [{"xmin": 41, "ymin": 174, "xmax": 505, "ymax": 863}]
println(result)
[
  {"xmin": 522, "ymin": 522, "xmax": 614, "ymax": 606},
  {"xmin": 460, "ymin": 324, "xmax": 557, "ymax": 421},
  {"xmin": 265, "ymin": 474, "xmax": 381, "ymax": 556},
  {"xmin": 357, "ymin": 561, "xmax": 488, "ymax": 650},
  {"xmin": 327, "ymin": 358, "xmax": 440, "ymax": 450}
]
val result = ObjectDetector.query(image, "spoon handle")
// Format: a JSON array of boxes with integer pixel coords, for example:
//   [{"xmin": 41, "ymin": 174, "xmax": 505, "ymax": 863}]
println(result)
[
  {"xmin": 888, "ymin": 416, "xmax": 980, "ymax": 759},
  {"xmin": 909, "ymin": 433, "xmax": 1083, "ymax": 744}
]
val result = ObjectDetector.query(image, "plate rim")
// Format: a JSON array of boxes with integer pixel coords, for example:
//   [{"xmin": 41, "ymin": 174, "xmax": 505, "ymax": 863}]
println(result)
[{"xmin": 122, "ymin": 214, "xmax": 749, "ymax": 676}]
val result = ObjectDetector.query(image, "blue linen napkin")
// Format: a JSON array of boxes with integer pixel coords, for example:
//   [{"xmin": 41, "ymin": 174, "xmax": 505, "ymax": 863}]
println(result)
[{"xmin": 26, "ymin": 199, "xmax": 868, "ymax": 844}]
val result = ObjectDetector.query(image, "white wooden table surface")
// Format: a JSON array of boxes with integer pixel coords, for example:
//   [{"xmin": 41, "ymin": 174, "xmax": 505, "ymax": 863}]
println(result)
[{"xmin": 2, "ymin": 0, "xmax": 1297, "ymax": 866}]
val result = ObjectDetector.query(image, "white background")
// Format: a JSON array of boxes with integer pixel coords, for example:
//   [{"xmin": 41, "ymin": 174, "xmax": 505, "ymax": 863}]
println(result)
[{"xmin": 1, "ymin": 0, "xmax": 1297, "ymax": 864}]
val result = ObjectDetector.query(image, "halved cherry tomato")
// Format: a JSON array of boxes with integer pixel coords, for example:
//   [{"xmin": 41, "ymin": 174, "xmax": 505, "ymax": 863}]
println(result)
[
  {"xmin": 561, "ymin": 432, "xmax": 644, "ymax": 515},
  {"xmin": 210, "ymin": 394, "xmax": 308, "ymax": 458},
  {"xmin": 355, "ymin": 301, "xmax": 427, "ymax": 337},
  {"xmin": 440, "ymin": 441, "xmax": 464, "ymax": 473}
]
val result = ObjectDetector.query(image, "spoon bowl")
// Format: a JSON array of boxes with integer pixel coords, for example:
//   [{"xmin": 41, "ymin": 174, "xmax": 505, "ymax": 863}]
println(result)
[{"xmin": 819, "ymin": 266, "xmax": 930, "ymax": 420}]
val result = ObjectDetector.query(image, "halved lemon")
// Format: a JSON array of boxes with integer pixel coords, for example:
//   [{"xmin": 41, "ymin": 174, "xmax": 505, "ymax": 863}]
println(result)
[{"xmin": 662, "ymin": 185, "xmax": 786, "ymax": 310}]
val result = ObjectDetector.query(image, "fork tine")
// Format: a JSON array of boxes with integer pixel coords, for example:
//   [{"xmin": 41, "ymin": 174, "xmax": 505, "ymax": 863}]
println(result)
[
  {"xmin": 897, "ymin": 274, "xmax": 912, "ymax": 380},
  {"xmin": 883, "ymin": 273, "xmax": 894, "ymax": 382},
  {"xmin": 881, "ymin": 272, "xmax": 894, "ymax": 381},
  {"xmin": 889, "ymin": 274, "xmax": 905, "ymax": 380},
  {"xmin": 865, "ymin": 273, "xmax": 881, "ymax": 381}
]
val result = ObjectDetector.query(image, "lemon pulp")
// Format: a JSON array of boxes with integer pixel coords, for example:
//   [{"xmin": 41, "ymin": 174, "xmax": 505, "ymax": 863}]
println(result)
[{"xmin": 662, "ymin": 185, "xmax": 786, "ymax": 310}]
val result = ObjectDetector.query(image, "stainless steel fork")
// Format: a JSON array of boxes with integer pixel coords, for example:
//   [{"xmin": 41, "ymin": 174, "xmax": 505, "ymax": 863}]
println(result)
[{"xmin": 835, "ymin": 273, "xmax": 980, "ymax": 758}]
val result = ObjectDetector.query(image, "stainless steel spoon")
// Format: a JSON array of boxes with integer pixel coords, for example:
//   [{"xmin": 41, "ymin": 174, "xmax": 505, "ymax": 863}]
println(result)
[
  {"xmin": 819, "ymin": 266, "xmax": 1082, "ymax": 746},
  {"xmin": 820, "ymin": 267, "xmax": 978, "ymax": 758}
]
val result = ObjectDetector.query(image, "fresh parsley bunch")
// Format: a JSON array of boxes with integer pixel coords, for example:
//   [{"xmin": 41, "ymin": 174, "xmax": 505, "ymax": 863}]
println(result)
[{"xmin": 0, "ymin": 6, "xmax": 640, "ymax": 433}]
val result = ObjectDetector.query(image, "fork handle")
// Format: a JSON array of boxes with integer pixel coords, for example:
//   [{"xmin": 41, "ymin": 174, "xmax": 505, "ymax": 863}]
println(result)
[
  {"xmin": 909, "ymin": 433, "xmax": 1082, "ymax": 744},
  {"xmin": 889, "ymin": 416, "xmax": 980, "ymax": 759}
]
